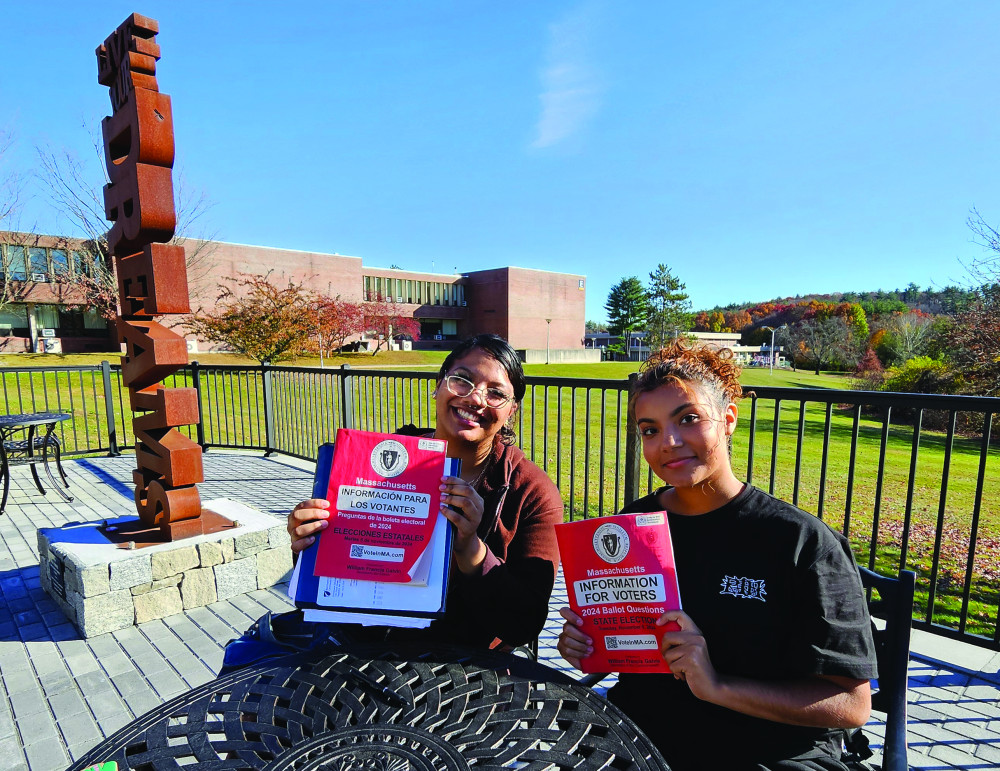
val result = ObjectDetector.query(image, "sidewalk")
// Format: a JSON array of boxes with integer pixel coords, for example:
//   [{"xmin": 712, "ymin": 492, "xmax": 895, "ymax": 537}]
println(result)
[{"xmin": 0, "ymin": 453, "xmax": 997, "ymax": 769}]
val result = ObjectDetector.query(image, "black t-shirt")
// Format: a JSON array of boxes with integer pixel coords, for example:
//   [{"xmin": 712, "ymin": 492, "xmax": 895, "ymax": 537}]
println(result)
[{"xmin": 607, "ymin": 485, "xmax": 877, "ymax": 771}]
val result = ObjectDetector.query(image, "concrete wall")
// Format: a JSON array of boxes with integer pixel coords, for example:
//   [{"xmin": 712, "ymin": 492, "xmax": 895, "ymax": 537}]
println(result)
[
  {"xmin": 464, "ymin": 267, "xmax": 585, "ymax": 350},
  {"xmin": 519, "ymin": 348, "xmax": 602, "ymax": 364},
  {"xmin": 188, "ymin": 239, "xmax": 365, "ymax": 305}
]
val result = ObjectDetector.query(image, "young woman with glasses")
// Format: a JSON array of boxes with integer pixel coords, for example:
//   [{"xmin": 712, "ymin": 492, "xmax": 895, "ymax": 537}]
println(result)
[{"xmin": 288, "ymin": 334, "xmax": 564, "ymax": 649}]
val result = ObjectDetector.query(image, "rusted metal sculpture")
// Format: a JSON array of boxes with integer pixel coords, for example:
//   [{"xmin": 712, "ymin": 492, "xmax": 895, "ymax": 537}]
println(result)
[{"xmin": 97, "ymin": 14, "xmax": 205, "ymax": 540}]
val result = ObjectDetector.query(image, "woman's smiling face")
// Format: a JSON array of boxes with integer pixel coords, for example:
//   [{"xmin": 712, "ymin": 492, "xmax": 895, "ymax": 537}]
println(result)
[
  {"xmin": 434, "ymin": 348, "xmax": 517, "ymax": 447},
  {"xmin": 634, "ymin": 381, "xmax": 737, "ymax": 492}
]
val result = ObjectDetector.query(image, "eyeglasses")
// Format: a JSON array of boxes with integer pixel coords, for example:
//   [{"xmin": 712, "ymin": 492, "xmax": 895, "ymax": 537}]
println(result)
[{"xmin": 443, "ymin": 374, "xmax": 514, "ymax": 408}]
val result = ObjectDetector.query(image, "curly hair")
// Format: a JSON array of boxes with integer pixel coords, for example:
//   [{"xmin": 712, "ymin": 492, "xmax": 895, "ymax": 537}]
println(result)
[{"xmin": 629, "ymin": 340, "xmax": 743, "ymax": 420}]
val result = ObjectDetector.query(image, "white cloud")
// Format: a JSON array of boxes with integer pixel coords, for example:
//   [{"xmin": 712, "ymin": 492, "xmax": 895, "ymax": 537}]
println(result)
[{"xmin": 532, "ymin": 3, "xmax": 604, "ymax": 149}]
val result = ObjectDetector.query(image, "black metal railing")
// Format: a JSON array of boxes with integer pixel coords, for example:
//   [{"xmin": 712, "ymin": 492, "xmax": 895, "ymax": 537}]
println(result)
[{"xmin": 1, "ymin": 361, "xmax": 998, "ymax": 649}]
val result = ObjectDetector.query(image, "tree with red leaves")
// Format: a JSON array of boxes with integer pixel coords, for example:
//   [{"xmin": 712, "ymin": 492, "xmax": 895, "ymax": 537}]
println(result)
[
  {"xmin": 362, "ymin": 295, "xmax": 421, "ymax": 355},
  {"xmin": 189, "ymin": 272, "xmax": 314, "ymax": 363},
  {"xmin": 312, "ymin": 295, "xmax": 364, "ymax": 357},
  {"xmin": 946, "ymin": 209, "xmax": 1000, "ymax": 396},
  {"xmin": 851, "ymin": 348, "xmax": 885, "ymax": 391}
]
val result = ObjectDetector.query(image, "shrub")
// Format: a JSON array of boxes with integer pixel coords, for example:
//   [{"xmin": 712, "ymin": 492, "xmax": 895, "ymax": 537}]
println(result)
[
  {"xmin": 882, "ymin": 357, "xmax": 965, "ymax": 432},
  {"xmin": 883, "ymin": 356, "xmax": 961, "ymax": 395},
  {"xmin": 851, "ymin": 349, "xmax": 884, "ymax": 392}
]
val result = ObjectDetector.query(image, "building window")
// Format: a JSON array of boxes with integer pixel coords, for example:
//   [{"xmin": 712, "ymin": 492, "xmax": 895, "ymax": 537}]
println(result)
[
  {"xmin": 0, "ymin": 304, "xmax": 29, "ymax": 337},
  {"xmin": 6, "ymin": 245, "xmax": 27, "ymax": 281},
  {"xmin": 2, "ymin": 245, "xmax": 26, "ymax": 281},
  {"xmin": 50, "ymin": 249, "xmax": 69, "ymax": 278},
  {"xmin": 29, "ymin": 247, "xmax": 48, "ymax": 280},
  {"xmin": 58, "ymin": 307, "xmax": 108, "ymax": 337}
]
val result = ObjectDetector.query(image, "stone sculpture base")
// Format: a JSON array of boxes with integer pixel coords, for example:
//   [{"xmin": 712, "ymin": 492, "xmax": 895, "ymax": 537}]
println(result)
[{"xmin": 38, "ymin": 499, "xmax": 292, "ymax": 638}]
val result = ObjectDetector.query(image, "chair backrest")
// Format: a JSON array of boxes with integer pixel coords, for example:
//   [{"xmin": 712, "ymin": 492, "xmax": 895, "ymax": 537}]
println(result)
[{"xmin": 858, "ymin": 566, "xmax": 915, "ymax": 771}]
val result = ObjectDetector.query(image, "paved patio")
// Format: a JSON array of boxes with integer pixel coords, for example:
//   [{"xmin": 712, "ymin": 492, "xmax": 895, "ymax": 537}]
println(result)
[{"xmin": 1, "ymin": 453, "xmax": 999, "ymax": 770}]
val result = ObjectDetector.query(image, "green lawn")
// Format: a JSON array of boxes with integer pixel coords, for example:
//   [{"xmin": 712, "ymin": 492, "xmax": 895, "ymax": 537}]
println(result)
[{"xmin": 523, "ymin": 360, "xmax": 852, "ymax": 390}]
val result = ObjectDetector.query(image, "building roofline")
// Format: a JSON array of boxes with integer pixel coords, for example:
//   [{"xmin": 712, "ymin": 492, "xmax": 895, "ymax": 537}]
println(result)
[
  {"xmin": 184, "ymin": 236, "xmax": 362, "ymax": 261},
  {"xmin": 464, "ymin": 266, "xmax": 587, "ymax": 279}
]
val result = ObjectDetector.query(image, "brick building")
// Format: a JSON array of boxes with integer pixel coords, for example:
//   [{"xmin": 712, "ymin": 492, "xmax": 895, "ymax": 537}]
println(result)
[{"xmin": 0, "ymin": 232, "xmax": 587, "ymax": 354}]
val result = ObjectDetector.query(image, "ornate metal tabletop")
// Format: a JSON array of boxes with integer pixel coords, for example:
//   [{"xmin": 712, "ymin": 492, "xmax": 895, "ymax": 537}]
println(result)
[
  {"xmin": 0, "ymin": 411, "xmax": 73, "ymax": 512},
  {"xmin": 69, "ymin": 642, "xmax": 670, "ymax": 770},
  {"xmin": 0, "ymin": 411, "xmax": 71, "ymax": 429}
]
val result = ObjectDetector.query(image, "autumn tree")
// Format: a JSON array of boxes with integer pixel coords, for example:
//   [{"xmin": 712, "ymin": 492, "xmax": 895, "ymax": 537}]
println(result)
[
  {"xmin": 362, "ymin": 295, "xmax": 421, "ymax": 356},
  {"xmin": 724, "ymin": 309, "xmax": 752, "ymax": 332},
  {"xmin": 938, "ymin": 209, "xmax": 1000, "ymax": 396},
  {"xmin": 0, "ymin": 130, "xmax": 23, "ymax": 236},
  {"xmin": 646, "ymin": 264, "xmax": 691, "ymax": 349},
  {"xmin": 312, "ymin": 295, "xmax": 364, "ymax": 356},
  {"xmin": 851, "ymin": 348, "xmax": 885, "ymax": 391},
  {"xmin": 781, "ymin": 317, "xmax": 854, "ymax": 374},
  {"xmin": 605, "ymin": 277, "xmax": 650, "ymax": 358},
  {"xmin": 188, "ymin": 273, "xmax": 314, "ymax": 363},
  {"xmin": 873, "ymin": 311, "xmax": 936, "ymax": 365},
  {"xmin": 0, "ymin": 129, "xmax": 36, "ymax": 318}
]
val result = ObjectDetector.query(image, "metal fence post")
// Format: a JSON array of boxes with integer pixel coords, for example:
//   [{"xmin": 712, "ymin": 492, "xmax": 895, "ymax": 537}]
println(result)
[
  {"xmin": 623, "ymin": 373, "xmax": 641, "ymax": 505},
  {"xmin": 339, "ymin": 363, "xmax": 354, "ymax": 430},
  {"xmin": 191, "ymin": 360, "xmax": 207, "ymax": 449},
  {"xmin": 101, "ymin": 360, "xmax": 121, "ymax": 456},
  {"xmin": 262, "ymin": 361, "xmax": 275, "ymax": 456}
]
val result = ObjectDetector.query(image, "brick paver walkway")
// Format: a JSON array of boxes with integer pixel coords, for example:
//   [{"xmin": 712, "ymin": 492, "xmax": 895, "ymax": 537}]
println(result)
[{"xmin": 0, "ymin": 453, "xmax": 998, "ymax": 769}]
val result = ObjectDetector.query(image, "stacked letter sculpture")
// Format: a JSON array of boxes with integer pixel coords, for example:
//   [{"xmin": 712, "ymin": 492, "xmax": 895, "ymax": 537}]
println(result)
[{"xmin": 97, "ymin": 14, "xmax": 205, "ymax": 540}]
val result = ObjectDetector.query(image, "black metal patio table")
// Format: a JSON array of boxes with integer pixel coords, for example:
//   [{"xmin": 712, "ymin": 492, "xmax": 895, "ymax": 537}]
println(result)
[
  {"xmin": 0, "ymin": 411, "xmax": 73, "ymax": 514},
  {"xmin": 68, "ymin": 641, "xmax": 670, "ymax": 770}
]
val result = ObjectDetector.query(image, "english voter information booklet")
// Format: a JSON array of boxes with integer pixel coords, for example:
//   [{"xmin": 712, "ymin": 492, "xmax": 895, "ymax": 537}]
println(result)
[
  {"xmin": 556, "ymin": 512, "xmax": 681, "ymax": 674},
  {"xmin": 288, "ymin": 431, "xmax": 457, "ymax": 627},
  {"xmin": 314, "ymin": 429, "xmax": 449, "ymax": 584}
]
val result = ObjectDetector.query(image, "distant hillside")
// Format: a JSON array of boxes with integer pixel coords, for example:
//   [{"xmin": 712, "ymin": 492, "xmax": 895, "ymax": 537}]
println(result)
[{"xmin": 698, "ymin": 283, "xmax": 976, "ymax": 318}]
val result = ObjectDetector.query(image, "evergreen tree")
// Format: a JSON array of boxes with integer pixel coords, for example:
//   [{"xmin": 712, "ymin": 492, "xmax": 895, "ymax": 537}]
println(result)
[
  {"xmin": 604, "ymin": 277, "xmax": 650, "ymax": 359},
  {"xmin": 646, "ymin": 264, "xmax": 691, "ymax": 350}
]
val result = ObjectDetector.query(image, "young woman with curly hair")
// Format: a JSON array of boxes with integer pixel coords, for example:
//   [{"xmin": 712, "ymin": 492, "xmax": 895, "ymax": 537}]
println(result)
[{"xmin": 558, "ymin": 341, "xmax": 877, "ymax": 771}]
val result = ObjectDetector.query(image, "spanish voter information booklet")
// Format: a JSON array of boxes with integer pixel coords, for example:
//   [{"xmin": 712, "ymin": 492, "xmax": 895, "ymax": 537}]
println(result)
[
  {"xmin": 289, "ymin": 508, "xmax": 453, "ymax": 626},
  {"xmin": 313, "ymin": 429, "xmax": 450, "ymax": 584},
  {"xmin": 556, "ymin": 512, "xmax": 681, "ymax": 674},
  {"xmin": 288, "ymin": 431, "xmax": 458, "ymax": 626}
]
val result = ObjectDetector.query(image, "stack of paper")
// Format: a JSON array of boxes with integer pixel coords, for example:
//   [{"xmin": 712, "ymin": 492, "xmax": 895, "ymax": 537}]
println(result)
[{"xmin": 288, "ymin": 429, "xmax": 456, "ymax": 628}]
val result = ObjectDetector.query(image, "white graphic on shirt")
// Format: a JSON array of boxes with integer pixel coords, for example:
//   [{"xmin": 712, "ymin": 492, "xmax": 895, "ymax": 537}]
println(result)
[{"xmin": 720, "ymin": 575, "xmax": 767, "ymax": 602}]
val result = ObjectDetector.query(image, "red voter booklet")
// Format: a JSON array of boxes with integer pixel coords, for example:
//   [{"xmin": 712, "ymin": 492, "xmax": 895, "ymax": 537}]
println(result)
[
  {"xmin": 556, "ymin": 512, "xmax": 682, "ymax": 674},
  {"xmin": 312, "ymin": 428, "xmax": 449, "ymax": 583}
]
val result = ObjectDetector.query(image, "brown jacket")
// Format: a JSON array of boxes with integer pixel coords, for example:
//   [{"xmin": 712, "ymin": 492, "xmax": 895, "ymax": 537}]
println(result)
[{"xmin": 399, "ymin": 426, "xmax": 564, "ymax": 648}]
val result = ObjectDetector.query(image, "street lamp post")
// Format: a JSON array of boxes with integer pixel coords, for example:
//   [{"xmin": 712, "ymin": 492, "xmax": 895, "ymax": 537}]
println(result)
[
  {"xmin": 545, "ymin": 319, "xmax": 552, "ymax": 364},
  {"xmin": 761, "ymin": 324, "xmax": 787, "ymax": 375},
  {"xmin": 317, "ymin": 306, "xmax": 324, "ymax": 369}
]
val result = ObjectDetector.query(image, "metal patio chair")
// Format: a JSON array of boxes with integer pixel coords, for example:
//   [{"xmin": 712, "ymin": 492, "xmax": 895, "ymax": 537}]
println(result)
[{"xmin": 852, "ymin": 566, "xmax": 916, "ymax": 771}]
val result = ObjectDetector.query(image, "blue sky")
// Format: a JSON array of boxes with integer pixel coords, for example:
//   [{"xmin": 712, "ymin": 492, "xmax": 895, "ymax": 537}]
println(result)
[{"xmin": 3, "ymin": 1, "xmax": 999, "ymax": 322}]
